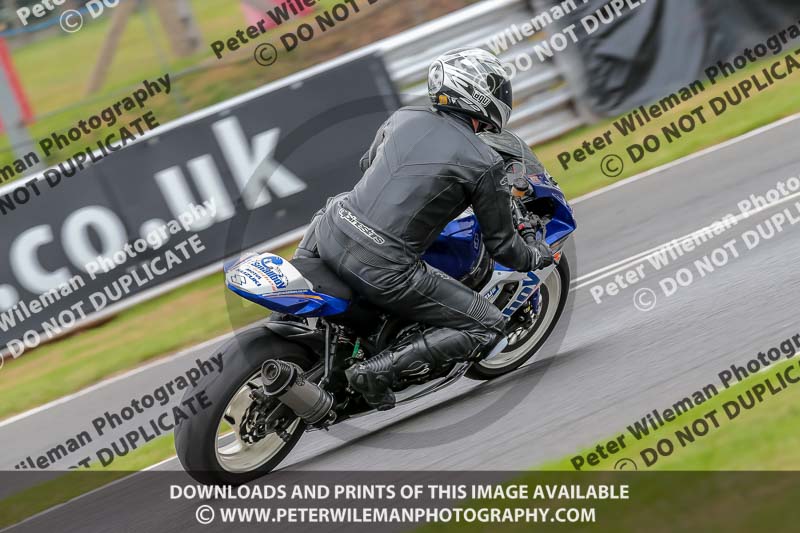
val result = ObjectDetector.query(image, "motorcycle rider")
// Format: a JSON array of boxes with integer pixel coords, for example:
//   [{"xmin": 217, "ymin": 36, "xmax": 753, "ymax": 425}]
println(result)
[{"xmin": 305, "ymin": 48, "xmax": 553, "ymax": 410}]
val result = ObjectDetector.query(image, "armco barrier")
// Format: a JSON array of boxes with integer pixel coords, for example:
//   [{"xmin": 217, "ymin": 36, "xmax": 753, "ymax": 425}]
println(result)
[{"xmin": 377, "ymin": 0, "xmax": 587, "ymax": 145}]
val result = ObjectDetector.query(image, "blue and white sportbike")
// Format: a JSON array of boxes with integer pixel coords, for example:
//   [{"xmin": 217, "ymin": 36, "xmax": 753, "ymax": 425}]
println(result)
[{"xmin": 175, "ymin": 131, "xmax": 577, "ymax": 485}]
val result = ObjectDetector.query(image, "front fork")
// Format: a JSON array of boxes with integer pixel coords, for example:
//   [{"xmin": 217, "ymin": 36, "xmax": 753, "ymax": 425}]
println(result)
[{"xmin": 530, "ymin": 287, "xmax": 542, "ymax": 316}]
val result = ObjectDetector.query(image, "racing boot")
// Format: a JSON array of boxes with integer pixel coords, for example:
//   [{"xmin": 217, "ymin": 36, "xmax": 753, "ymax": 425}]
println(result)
[{"xmin": 345, "ymin": 328, "xmax": 503, "ymax": 410}]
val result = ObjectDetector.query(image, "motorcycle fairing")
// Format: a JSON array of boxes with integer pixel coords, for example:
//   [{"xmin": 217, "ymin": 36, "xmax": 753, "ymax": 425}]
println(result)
[
  {"xmin": 422, "ymin": 211, "xmax": 482, "ymax": 280},
  {"xmin": 527, "ymin": 172, "xmax": 576, "ymax": 247},
  {"xmin": 225, "ymin": 253, "xmax": 350, "ymax": 317},
  {"xmin": 479, "ymin": 129, "xmax": 576, "ymax": 245},
  {"xmin": 228, "ymin": 286, "xmax": 350, "ymax": 317}
]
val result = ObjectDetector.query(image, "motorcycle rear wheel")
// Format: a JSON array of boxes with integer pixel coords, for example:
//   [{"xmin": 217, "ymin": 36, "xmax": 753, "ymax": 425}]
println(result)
[{"xmin": 175, "ymin": 327, "xmax": 315, "ymax": 485}]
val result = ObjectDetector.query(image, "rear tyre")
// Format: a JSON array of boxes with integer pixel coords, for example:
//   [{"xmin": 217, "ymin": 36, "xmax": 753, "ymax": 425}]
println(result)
[
  {"xmin": 175, "ymin": 327, "xmax": 316, "ymax": 485},
  {"xmin": 467, "ymin": 254, "xmax": 570, "ymax": 380}
]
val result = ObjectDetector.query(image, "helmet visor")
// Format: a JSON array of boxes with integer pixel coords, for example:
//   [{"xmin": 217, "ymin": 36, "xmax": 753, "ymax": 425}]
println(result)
[{"xmin": 488, "ymin": 73, "xmax": 513, "ymax": 109}]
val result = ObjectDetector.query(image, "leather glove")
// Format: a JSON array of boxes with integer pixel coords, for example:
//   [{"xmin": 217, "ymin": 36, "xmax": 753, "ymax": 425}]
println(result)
[{"xmin": 528, "ymin": 240, "xmax": 554, "ymax": 270}]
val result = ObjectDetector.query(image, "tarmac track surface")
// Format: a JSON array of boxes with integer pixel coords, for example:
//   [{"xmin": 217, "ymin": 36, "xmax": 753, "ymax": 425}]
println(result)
[{"xmin": 4, "ymin": 117, "xmax": 800, "ymax": 532}]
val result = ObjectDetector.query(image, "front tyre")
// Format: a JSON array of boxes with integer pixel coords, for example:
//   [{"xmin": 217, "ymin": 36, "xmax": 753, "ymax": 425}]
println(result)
[
  {"xmin": 175, "ymin": 327, "xmax": 316, "ymax": 485},
  {"xmin": 467, "ymin": 254, "xmax": 570, "ymax": 380}
]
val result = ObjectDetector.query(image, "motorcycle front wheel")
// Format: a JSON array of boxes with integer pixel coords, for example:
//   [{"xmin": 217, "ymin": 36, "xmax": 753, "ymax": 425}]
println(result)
[{"xmin": 467, "ymin": 254, "xmax": 570, "ymax": 380}]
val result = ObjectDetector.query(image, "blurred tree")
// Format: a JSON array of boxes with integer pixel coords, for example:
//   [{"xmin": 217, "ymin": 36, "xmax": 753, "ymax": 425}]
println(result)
[
  {"xmin": 86, "ymin": 0, "xmax": 201, "ymax": 94},
  {"xmin": 151, "ymin": 0, "xmax": 202, "ymax": 57}
]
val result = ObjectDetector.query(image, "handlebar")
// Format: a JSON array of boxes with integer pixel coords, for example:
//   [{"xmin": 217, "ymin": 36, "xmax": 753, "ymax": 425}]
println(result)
[
  {"xmin": 521, "ymin": 229, "xmax": 538, "ymax": 245},
  {"xmin": 512, "ymin": 197, "xmax": 545, "ymax": 245}
]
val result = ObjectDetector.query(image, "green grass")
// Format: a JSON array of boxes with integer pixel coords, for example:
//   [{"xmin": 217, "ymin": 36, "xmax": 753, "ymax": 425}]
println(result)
[
  {"xmin": 9, "ymin": 0, "xmax": 350, "ymax": 114},
  {"xmin": 2, "ymin": 1, "xmax": 227, "ymax": 160},
  {"xmin": 540, "ymin": 356, "xmax": 800, "ymax": 472},
  {"xmin": 1, "ymin": 0, "xmax": 305, "ymax": 168}
]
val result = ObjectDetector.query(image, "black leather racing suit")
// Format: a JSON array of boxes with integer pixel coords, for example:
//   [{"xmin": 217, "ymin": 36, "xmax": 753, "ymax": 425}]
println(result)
[{"xmin": 313, "ymin": 105, "xmax": 536, "ymax": 409}]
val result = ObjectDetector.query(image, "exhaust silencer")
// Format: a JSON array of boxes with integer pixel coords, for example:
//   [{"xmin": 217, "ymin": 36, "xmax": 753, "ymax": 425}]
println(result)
[{"xmin": 261, "ymin": 360, "xmax": 334, "ymax": 425}]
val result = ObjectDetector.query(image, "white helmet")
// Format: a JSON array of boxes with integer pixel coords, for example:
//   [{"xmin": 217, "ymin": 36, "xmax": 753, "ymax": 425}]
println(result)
[{"xmin": 428, "ymin": 48, "xmax": 513, "ymax": 132}]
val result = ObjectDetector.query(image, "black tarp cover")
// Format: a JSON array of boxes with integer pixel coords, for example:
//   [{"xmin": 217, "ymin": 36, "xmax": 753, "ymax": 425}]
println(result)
[{"xmin": 550, "ymin": 0, "xmax": 799, "ymax": 115}]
